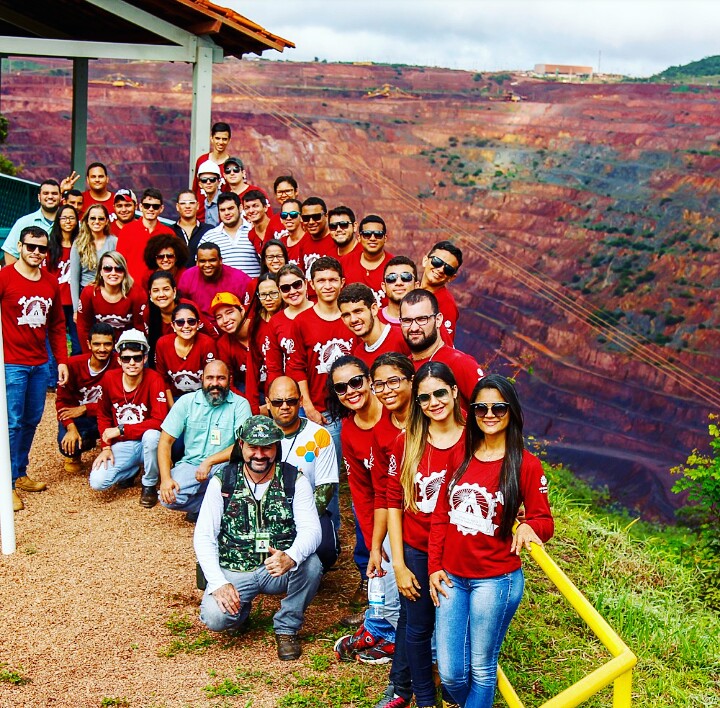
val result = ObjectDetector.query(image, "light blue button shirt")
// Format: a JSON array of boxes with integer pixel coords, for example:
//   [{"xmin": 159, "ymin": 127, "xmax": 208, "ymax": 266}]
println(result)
[{"xmin": 2, "ymin": 209, "xmax": 54, "ymax": 258}]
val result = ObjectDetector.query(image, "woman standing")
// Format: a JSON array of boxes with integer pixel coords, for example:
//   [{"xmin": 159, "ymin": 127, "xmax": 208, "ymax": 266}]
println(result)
[
  {"xmin": 76, "ymin": 251, "xmax": 145, "ymax": 350},
  {"xmin": 429, "ymin": 375, "xmax": 554, "ymax": 707},
  {"xmin": 69, "ymin": 204, "xmax": 118, "ymax": 315},
  {"xmin": 154, "ymin": 302, "xmax": 216, "ymax": 406},
  {"xmin": 47, "ymin": 204, "xmax": 81, "ymax": 355},
  {"xmin": 386, "ymin": 361, "xmax": 466, "ymax": 708}
]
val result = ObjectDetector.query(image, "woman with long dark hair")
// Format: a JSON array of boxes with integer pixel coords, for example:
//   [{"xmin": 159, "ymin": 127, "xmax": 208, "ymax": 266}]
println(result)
[
  {"xmin": 429, "ymin": 374, "xmax": 554, "ymax": 707},
  {"xmin": 142, "ymin": 233, "xmax": 190, "ymax": 290},
  {"xmin": 386, "ymin": 361, "xmax": 465, "ymax": 708}
]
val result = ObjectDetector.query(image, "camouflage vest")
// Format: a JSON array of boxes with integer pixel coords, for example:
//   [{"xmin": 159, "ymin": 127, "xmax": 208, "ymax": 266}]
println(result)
[{"xmin": 217, "ymin": 462, "xmax": 298, "ymax": 573}]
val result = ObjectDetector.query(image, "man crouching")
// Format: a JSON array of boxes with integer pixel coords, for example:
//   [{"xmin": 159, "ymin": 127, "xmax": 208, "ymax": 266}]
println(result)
[{"xmin": 193, "ymin": 415, "xmax": 322, "ymax": 660}]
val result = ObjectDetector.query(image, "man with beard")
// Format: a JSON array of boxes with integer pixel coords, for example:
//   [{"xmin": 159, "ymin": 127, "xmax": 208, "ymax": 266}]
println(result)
[
  {"xmin": 157, "ymin": 359, "xmax": 251, "ymax": 520},
  {"xmin": 399, "ymin": 289, "xmax": 483, "ymax": 408},
  {"xmin": 3, "ymin": 179, "xmax": 61, "ymax": 264},
  {"xmin": 328, "ymin": 206, "xmax": 358, "ymax": 258},
  {"xmin": 109, "ymin": 189, "xmax": 138, "ymax": 237},
  {"xmin": 194, "ymin": 415, "xmax": 322, "ymax": 660}
]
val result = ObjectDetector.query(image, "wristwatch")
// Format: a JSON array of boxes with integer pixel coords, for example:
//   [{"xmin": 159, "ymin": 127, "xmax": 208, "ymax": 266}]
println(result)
[{"xmin": 118, "ymin": 423, "xmax": 125, "ymax": 436}]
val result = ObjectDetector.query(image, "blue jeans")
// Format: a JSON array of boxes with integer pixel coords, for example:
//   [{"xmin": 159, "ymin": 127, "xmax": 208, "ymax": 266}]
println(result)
[
  {"xmin": 200, "ymin": 553, "xmax": 322, "ymax": 635},
  {"xmin": 353, "ymin": 508, "xmax": 370, "ymax": 580},
  {"xmin": 5, "ymin": 363, "xmax": 49, "ymax": 485},
  {"xmin": 89, "ymin": 429, "xmax": 161, "ymax": 490},
  {"xmin": 160, "ymin": 461, "xmax": 224, "ymax": 513},
  {"xmin": 57, "ymin": 416, "xmax": 99, "ymax": 457},
  {"xmin": 436, "ymin": 569, "xmax": 524, "ymax": 707}
]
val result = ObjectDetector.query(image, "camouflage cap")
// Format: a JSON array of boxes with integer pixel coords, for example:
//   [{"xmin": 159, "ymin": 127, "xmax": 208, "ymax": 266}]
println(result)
[{"xmin": 237, "ymin": 415, "xmax": 283, "ymax": 446}]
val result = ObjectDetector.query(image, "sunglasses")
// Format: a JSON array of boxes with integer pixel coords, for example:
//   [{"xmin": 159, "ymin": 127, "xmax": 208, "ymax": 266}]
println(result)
[
  {"xmin": 399, "ymin": 314, "xmax": 436, "ymax": 328},
  {"xmin": 416, "ymin": 388, "xmax": 451, "ymax": 406},
  {"xmin": 329, "ymin": 221, "xmax": 352, "ymax": 230},
  {"xmin": 156, "ymin": 253, "xmax": 176, "ymax": 261},
  {"xmin": 269, "ymin": 397, "xmax": 300, "ymax": 407},
  {"xmin": 471, "ymin": 402, "xmax": 510, "ymax": 418},
  {"xmin": 301, "ymin": 212, "xmax": 324, "ymax": 223},
  {"xmin": 198, "ymin": 177, "xmax": 219, "ymax": 184},
  {"xmin": 333, "ymin": 374, "xmax": 366, "ymax": 396},
  {"xmin": 141, "ymin": 202, "xmax": 162, "ymax": 210},
  {"xmin": 22, "ymin": 243, "xmax": 49, "ymax": 254},
  {"xmin": 119, "ymin": 353, "xmax": 144, "ymax": 363},
  {"xmin": 177, "ymin": 200, "xmax": 197, "ymax": 206},
  {"xmin": 371, "ymin": 376, "xmax": 407, "ymax": 394},
  {"xmin": 429, "ymin": 255, "xmax": 458, "ymax": 277},
  {"xmin": 224, "ymin": 166, "xmax": 242, "ymax": 174},
  {"xmin": 101, "ymin": 264, "xmax": 125, "ymax": 273},
  {"xmin": 280, "ymin": 210, "xmax": 300, "ymax": 219},
  {"xmin": 87, "ymin": 216, "xmax": 107, "ymax": 222},
  {"xmin": 360, "ymin": 230, "xmax": 385, "ymax": 239},
  {"xmin": 173, "ymin": 317, "xmax": 199, "ymax": 327},
  {"xmin": 384, "ymin": 272, "xmax": 414, "ymax": 284},
  {"xmin": 279, "ymin": 279, "xmax": 304, "ymax": 294}
]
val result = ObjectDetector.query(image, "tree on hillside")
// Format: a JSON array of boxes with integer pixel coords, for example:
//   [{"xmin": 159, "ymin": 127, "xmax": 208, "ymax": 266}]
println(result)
[
  {"xmin": 656, "ymin": 55, "xmax": 720, "ymax": 80},
  {"xmin": 0, "ymin": 113, "xmax": 18, "ymax": 176}
]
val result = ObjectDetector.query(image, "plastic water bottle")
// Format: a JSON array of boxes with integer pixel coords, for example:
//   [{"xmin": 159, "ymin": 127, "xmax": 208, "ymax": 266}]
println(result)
[{"xmin": 367, "ymin": 575, "xmax": 385, "ymax": 619}]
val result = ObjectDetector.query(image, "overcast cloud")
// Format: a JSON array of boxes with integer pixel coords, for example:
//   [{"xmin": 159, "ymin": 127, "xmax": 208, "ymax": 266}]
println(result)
[{"xmin": 224, "ymin": 1, "xmax": 720, "ymax": 77}]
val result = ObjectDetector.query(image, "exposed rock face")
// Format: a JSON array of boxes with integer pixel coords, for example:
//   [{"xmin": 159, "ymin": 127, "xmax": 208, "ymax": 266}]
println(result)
[{"xmin": 3, "ymin": 58, "xmax": 718, "ymax": 520}]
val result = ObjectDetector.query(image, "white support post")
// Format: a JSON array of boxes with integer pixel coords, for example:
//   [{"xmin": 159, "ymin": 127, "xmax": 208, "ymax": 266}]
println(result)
[
  {"xmin": 0, "ymin": 308, "xmax": 17, "ymax": 555},
  {"xmin": 189, "ymin": 38, "xmax": 215, "ymax": 186}
]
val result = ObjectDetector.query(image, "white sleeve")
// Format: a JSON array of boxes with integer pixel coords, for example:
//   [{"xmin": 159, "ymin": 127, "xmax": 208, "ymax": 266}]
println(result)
[
  {"xmin": 284, "ymin": 475, "xmax": 321, "ymax": 569},
  {"xmin": 193, "ymin": 476, "xmax": 228, "ymax": 594},
  {"xmin": 313, "ymin": 428, "xmax": 339, "ymax": 487}
]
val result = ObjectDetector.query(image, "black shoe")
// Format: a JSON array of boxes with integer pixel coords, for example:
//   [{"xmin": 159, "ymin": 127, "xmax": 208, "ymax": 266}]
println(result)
[
  {"xmin": 140, "ymin": 484, "xmax": 158, "ymax": 508},
  {"xmin": 276, "ymin": 633, "xmax": 302, "ymax": 661},
  {"xmin": 185, "ymin": 511, "xmax": 199, "ymax": 524}
]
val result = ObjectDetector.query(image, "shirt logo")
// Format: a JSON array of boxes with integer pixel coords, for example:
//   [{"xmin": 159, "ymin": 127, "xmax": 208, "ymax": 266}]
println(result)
[
  {"xmin": 58, "ymin": 260, "xmax": 71, "ymax": 284},
  {"xmin": 114, "ymin": 402, "xmax": 147, "ymax": 425},
  {"xmin": 313, "ymin": 337, "xmax": 353, "ymax": 374},
  {"xmin": 17, "ymin": 295, "xmax": 52, "ymax": 328},
  {"xmin": 79, "ymin": 384, "xmax": 103, "ymax": 405},
  {"xmin": 415, "ymin": 468, "xmax": 446, "ymax": 514},
  {"xmin": 96, "ymin": 312, "xmax": 132, "ymax": 329},
  {"xmin": 169, "ymin": 369, "xmax": 203, "ymax": 392},
  {"xmin": 388, "ymin": 453, "xmax": 397, "ymax": 478},
  {"xmin": 448, "ymin": 483, "xmax": 504, "ymax": 537}
]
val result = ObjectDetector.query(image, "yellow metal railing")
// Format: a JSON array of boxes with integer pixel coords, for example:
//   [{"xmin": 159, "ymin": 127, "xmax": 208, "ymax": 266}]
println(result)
[{"xmin": 497, "ymin": 537, "xmax": 638, "ymax": 707}]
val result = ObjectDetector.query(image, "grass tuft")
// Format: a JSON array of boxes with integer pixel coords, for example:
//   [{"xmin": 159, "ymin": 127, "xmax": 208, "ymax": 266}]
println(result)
[{"xmin": 0, "ymin": 663, "xmax": 31, "ymax": 686}]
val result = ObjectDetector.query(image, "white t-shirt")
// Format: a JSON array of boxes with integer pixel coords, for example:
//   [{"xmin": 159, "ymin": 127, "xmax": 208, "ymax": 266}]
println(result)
[{"xmin": 279, "ymin": 418, "xmax": 339, "ymax": 490}]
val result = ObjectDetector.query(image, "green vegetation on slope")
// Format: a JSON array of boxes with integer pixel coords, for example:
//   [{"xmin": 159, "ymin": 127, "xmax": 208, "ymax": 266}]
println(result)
[{"xmin": 655, "ymin": 55, "xmax": 720, "ymax": 81}]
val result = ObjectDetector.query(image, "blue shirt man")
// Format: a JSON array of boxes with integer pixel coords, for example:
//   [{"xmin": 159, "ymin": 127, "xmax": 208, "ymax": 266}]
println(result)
[{"xmin": 158, "ymin": 359, "xmax": 251, "ymax": 516}]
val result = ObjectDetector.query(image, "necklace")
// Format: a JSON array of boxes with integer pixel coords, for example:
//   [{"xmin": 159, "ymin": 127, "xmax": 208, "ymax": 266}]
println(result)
[
  {"xmin": 245, "ymin": 466, "xmax": 274, "ymax": 496},
  {"xmin": 122, "ymin": 378, "xmax": 140, "ymax": 406}
]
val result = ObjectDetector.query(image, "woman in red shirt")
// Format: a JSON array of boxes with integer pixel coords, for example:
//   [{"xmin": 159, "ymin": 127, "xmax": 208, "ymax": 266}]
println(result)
[
  {"xmin": 429, "ymin": 375, "xmax": 554, "ymax": 707},
  {"xmin": 77, "ymin": 251, "xmax": 145, "ymax": 351},
  {"xmin": 387, "ymin": 361, "xmax": 465, "ymax": 708}
]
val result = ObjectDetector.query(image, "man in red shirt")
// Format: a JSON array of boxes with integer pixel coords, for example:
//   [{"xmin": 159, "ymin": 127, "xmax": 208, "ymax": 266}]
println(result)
[
  {"xmin": 0, "ymin": 226, "xmax": 69, "ymax": 511},
  {"xmin": 399, "ymin": 289, "xmax": 483, "ymax": 407},
  {"xmin": 378, "ymin": 256, "xmax": 419, "ymax": 326},
  {"xmin": 110, "ymin": 189, "xmax": 138, "ymax": 236},
  {"xmin": 56, "ymin": 322, "xmax": 118, "ymax": 473},
  {"xmin": 90, "ymin": 329, "xmax": 168, "ymax": 507},
  {"xmin": 328, "ymin": 206, "xmax": 358, "ymax": 258},
  {"xmin": 116, "ymin": 188, "xmax": 174, "ymax": 282},
  {"xmin": 192, "ymin": 121, "xmax": 232, "ymax": 200},
  {"xmin": 299, "ymin": 197, "xmax": 336, "ymax": 277},
  {"xmin": 62, "ymin": 188, "xmax": 84, "ymax": 214},
  {"xmin": 281, "ymin": 198, "xmax": 306, "ymax": 266},
  {"xmin": 82, "ymin": 162, "xmax": 114, "ymax": 216},
  {"xmin": 338, "ymin": 283, "xmax": 410, "ymax": 369},
  {"xmin": 265, "ymin": 174, "xmax": 298, "ymax": 238},
  {"xmin": 420, "ymin": 240, "xmax": 463, "ymax": 345},
  {"xmin": 243, "ymin": 189, "xmax": 283, "ymax": 255}
]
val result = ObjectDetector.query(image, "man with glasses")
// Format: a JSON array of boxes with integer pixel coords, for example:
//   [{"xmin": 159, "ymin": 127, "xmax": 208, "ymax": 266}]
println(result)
[
  {"xmin": 299, "ymin": 196, "xmax": 336, "ymax": 277},
  {"xmin": 378, "ymin": 256, "xmax": 419, "ymax": 326},
  {"xmin": 116, "ymin": 187, "xmax": 173, "ymax": 282},
  {"xmin": 109, "ymin": 189, "xmax": 138, "ymax": 237},
  {"xmin": 338, "ymin": 283, "xmax": 410, "ymax": 369},
  {"xmin": 280, "ymin": 198, "xmax": 306, "ymax": 265},
  {"xmin": 421, "ymin": 240, "xmax": 463, "ymax": 345},
  {"xmin": 172, "ymin": 189, "xmax": 213, "ymax": 267},
  {"xmin": 200, "ymin": 193, "xmax": 260, "ymax": 277},
  {"xmin": 341, "ymin": 215, "xmax": 394, "ymax": 306},
  {"xmin": 328, "ymin": 206, "xmax": 358, "ymax": 258},
  {"xmin": 196, "ymin": 160, "xmax": 223, "ymax": 227},
  {"xmin": 158, "ymin": 360, "xmax": 251, "ymax": 521},
  {"xmin": 90, "ymin": 329, "xmax": 168, "ymax": 507},
  {"xmin": 3, "ymin": 179, "xmax": 62, "ymax": 264},
  {"xmin": 267, "ymin": 376, "xmax": 340, "ymax": 571},
  {"xmin": 399, "ymin": 289, "xmax": 483, "ymax": 407},
  {"xmin": 0, "ymin": 226, "xmax": 69, "ymax": 512},
  {"xmin": 265, "ymin": 175, "xmax": 299, "ymax": 240}
]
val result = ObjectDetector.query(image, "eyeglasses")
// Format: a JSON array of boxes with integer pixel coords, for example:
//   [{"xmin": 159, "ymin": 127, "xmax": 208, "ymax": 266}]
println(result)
[
  {"xmin": 399, "ymin": 314, "xmax": 437, "ymax": 328},
  {"xmin": 429, "ymin": 255, "xmax": 458, "ymax": 277},
  {"xmin": 22, "ymin": 242, "xmax": 49, "ymax": 254},
  {"xmin": 224, "ymin": 166, "xmax": 242, "ymax": 174},
  {"xmin": 177, "ymin": 200, "xmax": 197, "ymax": 207},
  {"xmin": 156, "ymin": 253, "xmax": 176, "ymax": 261},
  {"xmin": 198, "ymin": 177, "xmax": 218, "ymax": 184},
  {"xmin": 258, "ymin": 291, "xmax": 281, "ymax": 300},
  {"xmin": 329, "ymin": 221, "xmax": 352, "ymax": 230},
  {"xmin": 416, "ymin": 388, "xmax": 451, "ymax": 406},
  {"xmin": 141, "ymin": 202, "xmax": 162, "ymax": 211},
  {"xmin": 119, "ymin": 353, "xmax": 144, "ymax": 363},
  {"xmin": 384, "ymin": 272, "xmax": 414, "ymax": 284},
  {"xmin": 471, "ymin": 402, "xmax": 510, "ymax": 418},
  {"xmin": 173, "ymin": 317, "xmax": 198, "ymax": 327},
  {"xmin": 269, "ymin": 397, "xmax": 300, "ymax": 407},
  {"xmin": 279, "ymin": 279, "xmax": 304, "ymax": 294},
  {"xmin": 301, "ymin": 212, "xmax": 324, "ymax": 223},
  {"xmin": 276, "ymin": 189, "xmax": 296, "ymax": 197},
  {"xmin": 59, "ymin": 215, "xmax": 77, "ymax": 221},
  {"xmin": 265, "ymin": 254, "xmax": 285, "ymax": 262},
  {"xmin": 360, "ymin": 230, "xmax": 385, "ymax": 239},
  {"xmin": 101, "ymin": 264, "xmax": 125, "ymax": 274},
  {"xmin": 333, "ymin": 374, "xmax": 367, "ymax": 396},
  {"xmin": 280, "ymin": 210, "xmax": 300, "ymax": 219},
  {"xmin": 371, "ymin": 376, "xmax": 408, "ymax": 393}
]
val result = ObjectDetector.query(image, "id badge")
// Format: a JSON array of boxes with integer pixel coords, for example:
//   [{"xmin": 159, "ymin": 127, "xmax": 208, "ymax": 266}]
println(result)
[
  {"xmin": 210, "ymin": 428, "xmax": 221, "ymax": 446},
  {"xmin": 255, "ymin": 531, "xmax": 271, "ymax": 554}
]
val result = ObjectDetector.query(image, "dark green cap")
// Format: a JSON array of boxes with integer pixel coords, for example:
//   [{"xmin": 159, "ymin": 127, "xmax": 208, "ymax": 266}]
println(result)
[{"xmin": 237, "ymin": 415, "xmax": 283, "ymax": 446}]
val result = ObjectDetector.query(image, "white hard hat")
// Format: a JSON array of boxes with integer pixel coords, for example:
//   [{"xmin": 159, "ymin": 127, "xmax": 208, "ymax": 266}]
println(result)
[
  {"xmin": 115, "ymin": 328, "xmax": 149, "ymax": 353},
  {"xmin": 197, "ymin": 160, "xmax": 222, "ymax": 177}
]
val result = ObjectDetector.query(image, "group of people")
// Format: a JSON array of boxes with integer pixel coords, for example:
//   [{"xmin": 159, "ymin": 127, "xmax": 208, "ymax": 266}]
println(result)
[{"xmin": 1, "ymin": 120, "xmax": 553, "ymax": 708}]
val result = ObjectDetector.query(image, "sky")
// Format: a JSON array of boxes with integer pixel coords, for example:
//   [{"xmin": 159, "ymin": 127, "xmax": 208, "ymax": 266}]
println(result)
[{"xmin": 224, "ymin": 0, "xmax": 720, "ymax": 77}]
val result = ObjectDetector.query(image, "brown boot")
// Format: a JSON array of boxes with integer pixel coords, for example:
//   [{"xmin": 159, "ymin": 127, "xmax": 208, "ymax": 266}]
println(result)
[
  {"xmin": 350, "ymin": 578, "xmax": 368, "ymax": 608},
  {"xmin": 13, "ymin": 490, "xmax": 24, "ymax": 512},
  {"xmin": 15, "ymin": 476, "xmax": 47, "ymax": 492},
  {"xmin": 64, "ymin": 456, "xmax": 83, "ymax": 474},
  {"xmin": 276, "ymin": 633, "xmax": 302, "ymax": 661}
]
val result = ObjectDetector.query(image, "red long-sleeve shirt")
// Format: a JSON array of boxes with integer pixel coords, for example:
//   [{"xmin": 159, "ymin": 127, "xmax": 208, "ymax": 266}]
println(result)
[
  {"xmin": 154, "ymin": 332, "xmax": 217, "ymax": 398},
  {"xmin": 351, "ymin": 323, "xmax": 411, "ymax": 369},
  {"xmin": 369, "ymin": 410, "xmax": 403, "ymax": 510},
  {"xmin": 386, "ymin": 432, "xmax": 466, "ymax": 553},
  {"xmin": 77, "ymin": 284, "xmax": 146, "ymax": 351},
  {"xmin": 341, "ymin": 415, "xmax": 376, "ymax": 549},
  {"xmin": 341, "ymin": 249, "xmax": 394, "ymax": 306},
  {"xmin": 428, "ymin": 450, "xmax": 554, "ymax": 578},
  {"xmin": 265, "ymin": 309, "xmax": 296, "ymax": 384},
  {"xmin": 97, "ymin": 368, "xmax": 168, "ymax": 447},
  {"xmin": 412, "ymin": 344, "xmax": 484, "ymax": 409},
  {"xmin": 56, "ymin": 353, "xmax": 119, "ymax": 427},
  {"xmin": 432, "ymin": 285, "xmax": 459, "ymax": 345},
  {"xmin": 115, "ymin": 218, "xmax": 175, "ymax": 283},
  {"xmin": 46, "ymin": 245, "xmax": 73, "ymax": 307}
]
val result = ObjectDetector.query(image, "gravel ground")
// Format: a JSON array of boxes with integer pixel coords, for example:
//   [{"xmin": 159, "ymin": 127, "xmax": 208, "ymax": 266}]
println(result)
[{"xmin": 0, "ymin": 394, "xmax": 384, "ymax": 708}]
